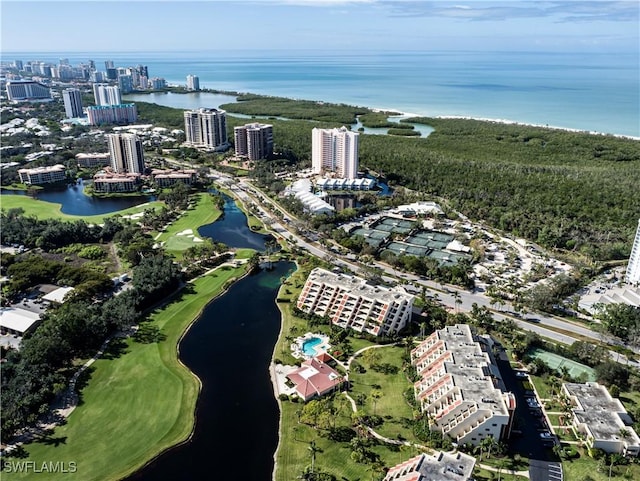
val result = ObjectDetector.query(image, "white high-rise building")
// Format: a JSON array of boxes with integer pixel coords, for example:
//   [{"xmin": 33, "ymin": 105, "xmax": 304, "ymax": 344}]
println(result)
[
  {"xmin": 107, "ymin": 134, "xmax": 145, "ymax": 174},
  {"xmin": 186, "ymin": 75, "xmax": 200, "ymax": 91},
  {"xmin": 93, "ymin": 84, "xmax": 121, "ymax": 106},
  {"xmin": 312, "ymin": 126, "xmax": 359, "ymax": 178},
  {"xmin": 62, "ymin": 88, "xmax": 83, "ymax": 118},
  {"xmin": 626, "ymin": 219, "xmax": 640, "ymax": 285},
  {"xmin": 234, "ymin": 123, "xmax": 273, "ymax": 160},
  {"xmin": 183, "ymin": 108, "xmax": 228, "ymax": 151}
]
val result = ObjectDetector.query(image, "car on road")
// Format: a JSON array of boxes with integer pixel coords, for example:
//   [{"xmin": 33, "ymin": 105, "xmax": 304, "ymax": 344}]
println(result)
[{"xmin": 515, "ymin": 371, "xmax": 528, "ymax": 379}]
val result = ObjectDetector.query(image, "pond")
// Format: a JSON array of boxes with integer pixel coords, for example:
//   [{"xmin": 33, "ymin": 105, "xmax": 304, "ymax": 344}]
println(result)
[
  {"xmin": 198, "ymin": 191, "xmax": 272, "ymax": 251},
  {"xmin": 1, "ymin": 182, "xmax": 153, "ymax": 216}
]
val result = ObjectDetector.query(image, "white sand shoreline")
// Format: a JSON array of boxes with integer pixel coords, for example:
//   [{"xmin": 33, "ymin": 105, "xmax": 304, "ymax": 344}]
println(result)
[{"xmin": 369, "ymin": 107, "xmax": 640, "ymax": 141}]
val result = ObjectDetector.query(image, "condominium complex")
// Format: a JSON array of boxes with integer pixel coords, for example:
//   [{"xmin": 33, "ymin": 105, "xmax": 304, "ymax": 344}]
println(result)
[
  {"xmin": 107, "ymin": 133, "xmax": 145, "ymax": 174},
  {"xmin": 150, "ymin": 169, "xmax": 197, "ymax": 188},
  {"xmin": 186, "ymin": 74, "xmax": 200, "ymax": 91},
  {"xmin": 62, "ymin": 88, "xmax": 83, "ymax": 118},
  {"xmin": 93, "ymin": 171, "xmax": 141, "ymax": 193},
  {"xmin": 562, "ymin": 382, "xmax": 640, "ymax": 456},
  {"xmin": 384, "ymin": 451, "xmax": 475, "ymax": 481},
  {"xmin": 93, "ymin": 84, "xmax": 122, "ymax": 106},
  {"xmin": 18, "ymin": 164, "xmax": 66, "ymax": 185},
  {"xmin": 411, "ymin": 324, "xmax": 516, "ymax": 446},
  {"xmin": 296, "ymin": 268, "xmax": 414, "ymax": 337},
  {"xmin": 312, "ymin": 126, "xmax": 359, "ymax": 178},
  {"xmin": 234, "ymin": 123, "xmax": 274, "ymax": 160},
  {"xmin": 626, "ymin": 219, "xmax": 640, "ymax": 285},
  {"xmin": 75, "ymin": 153, "xmax": 111, "ymax": 168},
  {"xmin": 5, "ymin": 80, "xmax": 52, "ymax": 102},
  {"xmin": 86, "ymin": 104, "xmax": 138, "ymax": 126},
  {"xmin": 183, "ymin": 108, "xmax": 228, "ymax": 151}
]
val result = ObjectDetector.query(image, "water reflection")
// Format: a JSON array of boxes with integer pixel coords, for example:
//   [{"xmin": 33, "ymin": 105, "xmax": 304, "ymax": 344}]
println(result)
[{"xmin": 1, "ymin": 182, "xmax": 152, "ymax": 216}]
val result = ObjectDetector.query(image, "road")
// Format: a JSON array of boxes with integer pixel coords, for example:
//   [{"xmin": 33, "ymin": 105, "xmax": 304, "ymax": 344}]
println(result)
[{"xmin": 204, "ymin": 168, "xmax": 638, "ymax": 367}]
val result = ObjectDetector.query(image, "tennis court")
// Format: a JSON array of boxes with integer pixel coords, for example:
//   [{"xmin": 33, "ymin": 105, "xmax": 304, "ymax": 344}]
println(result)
[{"xmin": 529, "ymin": 348, "xmax": 596, "ymax": 381}]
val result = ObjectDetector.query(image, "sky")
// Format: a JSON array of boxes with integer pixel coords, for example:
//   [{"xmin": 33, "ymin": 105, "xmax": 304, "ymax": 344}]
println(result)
[{"xmin": 1, "ymin": 0, "xmax": 638, "ymax": 53}]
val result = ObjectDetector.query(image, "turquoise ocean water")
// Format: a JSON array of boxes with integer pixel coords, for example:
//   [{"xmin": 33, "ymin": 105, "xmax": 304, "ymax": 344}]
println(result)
[{"xmin": 5, "ymin": 50, "xmax": 639, "ymax": 137}]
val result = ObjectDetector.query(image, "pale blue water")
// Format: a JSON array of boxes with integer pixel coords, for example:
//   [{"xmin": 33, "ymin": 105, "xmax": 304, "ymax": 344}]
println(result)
[
  {"xmin": 5, "ymin": 50, "xmax": 638, "ymax": 137},
  {"xmin": 302, "ymin": 337, "xmax": 322, "ymax": 357}
]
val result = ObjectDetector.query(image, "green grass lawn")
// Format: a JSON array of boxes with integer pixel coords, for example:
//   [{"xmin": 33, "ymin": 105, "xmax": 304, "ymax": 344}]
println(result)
[
  {"xmin": 6, "ymin": 266, "xmax": 246, "ymax": 481},
  {"xmin": 349, "ymin": 345, "xmax": 416, "ymax": 442},
  {"xmin": 562, "ymin": 448, "xmax": 640, "ymax": 480},
  {"xmin": 156, "ymin": 192, "xmax": 222, "ymax": 258},
  {"xmin": 0, "ymin": 194, "xmax": 163, "ymax": 223}
]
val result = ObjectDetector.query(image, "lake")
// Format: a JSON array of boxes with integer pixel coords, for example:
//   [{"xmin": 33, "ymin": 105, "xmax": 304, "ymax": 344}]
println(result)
[
  {"xmin": 1, "ymin": 182, "xmax": 153, "ymax": 216},
  {"xmin": 126, "ymin": 261, "xmax": 294, "ymax": 481}
]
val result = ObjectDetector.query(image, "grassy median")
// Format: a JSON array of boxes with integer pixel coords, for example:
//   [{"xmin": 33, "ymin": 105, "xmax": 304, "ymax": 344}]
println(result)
[{"xmin": 8, "ymin": 265, "xmax": 247, "ymax": 481}]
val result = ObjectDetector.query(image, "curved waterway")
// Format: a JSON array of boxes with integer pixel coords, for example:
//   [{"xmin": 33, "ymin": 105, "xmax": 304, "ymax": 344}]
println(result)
[
  {"xmin": 126, "ymin": 261, "xmax": 293, "ymax": 481},
  {"xmin": 126, "ymin": 193, "xmax": 290, "ymax": 480},
  {"xmin": 1, "ymin": 182, "xmax": 153, "ymax": 216},
  {"xmin": 198, "ymin": 191, "xmax": 272, "ymax": 250}
]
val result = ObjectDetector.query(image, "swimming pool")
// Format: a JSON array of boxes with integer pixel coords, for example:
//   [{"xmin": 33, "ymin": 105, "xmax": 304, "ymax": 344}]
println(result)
[{"xmin": 301, "ymin": 337, "xmax": 323, "ymax": 357}]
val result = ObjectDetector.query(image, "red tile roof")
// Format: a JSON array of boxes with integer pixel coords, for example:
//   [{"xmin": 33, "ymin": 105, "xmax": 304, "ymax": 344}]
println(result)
[{"xmin": 286, "ymin": 357, "xmax": 343, "ymax": 401}]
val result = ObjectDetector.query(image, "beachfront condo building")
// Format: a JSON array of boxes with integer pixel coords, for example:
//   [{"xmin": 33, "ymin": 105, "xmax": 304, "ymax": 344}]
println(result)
[
  {"xmin": 183, "ymin": 108, "xmax": 228, "ymax": 151},
  {"xmin": 18, "ymin": 164, "xmax": 66, "ymax": 185},
  {"xmin": 626, "ymin": 219, "xmax": 640, "ymax": 285},
  {"xmin": 186, "ymin": 74, "xmax": 200, "ymax": 91},
  {"xmin": 411, "ymin": 324, "xmax": 516, "ymax": 446},
  {"xmin": 234, "ymin": 123, "xmax": 274, "ymax": 160},
  {"xmin": 5, "ymin": 80, "xmax": 52, "ymax": 102},
  {"xmin": 93, "ymin": 84, "xmax": 122, "ymax": 106},
  {"xmin": 311, "ymin": 126, "xmax": 359, "ymax": 178},
  {"xmin": 107, "ymin": 133, "xmax": 145, "ymax": 174},
  {"xmin": 62, "ymin": 88, "xmax": 83, "ymax": 118},
  {"xmin": 297, "ymin": 268, "xmax": 414, "ymax": 337}
]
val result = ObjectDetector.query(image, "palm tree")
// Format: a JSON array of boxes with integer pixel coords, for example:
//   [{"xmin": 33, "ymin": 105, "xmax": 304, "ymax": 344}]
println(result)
[
  {"xmin": 453, "ymin": 291, "xmax": 462, "ymax": 313},
  {"xmin": 371, "ymin": 389, "xmax": 382, "ymax": 415},
  {"xmin": 308, "ymin": 440, "xmax": 320, "ymax": 474}
]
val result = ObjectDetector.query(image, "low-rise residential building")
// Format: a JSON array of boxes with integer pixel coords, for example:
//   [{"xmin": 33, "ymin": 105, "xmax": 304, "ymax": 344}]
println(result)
[
  {"xmin": 411, "ymin": 324, "xmax": 516, "ymax": 446},
  {"xmin": 151, "ymin": 169, "xmax": 197, "ymax": 188},
  {"xmin": 394, "ymin": 201, "xmax": 444, "ymax": 217},
  {"xmin": 286, "ymin": 355, "xmax": 344, "ymax": 402},
  {"xmin": 0, "ymin": 307, "xmax": 41, "ymax": 336},
  {"xmin": 562, "ymin": 382, "xmax": 640, "ymax": 456},
  {"xmin": 297, "ymin": 268, "xmax": 414, "ymax": 337},
  {"xmin": 383, "ymin": 451, "xmax": 476, "ymax": 481},
  {"xmin": 92, "ymin": 171, "xmax": 141, "ymax": 193},
  {"xmin": 316, "ymin": 177, "xmax": 376, "ymax": 191},
  {"xmin": 76, "ymin": 152, "xmax": 111, "ymax": 168},
  {"xmin": 284, "ymin": 179, "xmax": 334, "ymax": 216},
  {"xmin": 18, "ymin": 164, "xmax": 66, "ymax": 185}
]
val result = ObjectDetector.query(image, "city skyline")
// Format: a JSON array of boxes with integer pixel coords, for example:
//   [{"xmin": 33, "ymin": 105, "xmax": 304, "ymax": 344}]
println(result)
[{"xmin": 1, "ymin": 1, "xmax": 638, "ymax": 53}]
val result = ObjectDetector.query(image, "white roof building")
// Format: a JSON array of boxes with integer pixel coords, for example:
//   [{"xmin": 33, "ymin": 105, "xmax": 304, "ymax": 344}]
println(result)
[
  {"xmin": 284, "ymin": 179, "xmax": 334, "ymax": 215},
  {"xmin": 394, "ymin": 201, "xmax": 444, "ymax": 216},
  {"xmin": 384, "ymin": 451, "xmax": 476, "ymax": 481},
  {"xmin": 297, "ymin": 268, "xmax": 414, "ymax": 337},
  {"xmin": 563, "ymin": 382, "xmax": 640, "ymax": 456},
  {"xmin": 42, "ymin": 286, "xmax": 75, "ymax": 304},
  {"xmin": 0, "ymin": 307, "xmax": 41, "ymax": 335},
  {"xmin": 626, "ymin": 219, "xmax": 640, "ymax": 285},
  {"xmin": 411, "ymin": 324, "xmax": 516, "ymax": 446}
]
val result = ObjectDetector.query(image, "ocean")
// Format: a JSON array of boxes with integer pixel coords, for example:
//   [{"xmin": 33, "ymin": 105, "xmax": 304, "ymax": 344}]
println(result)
[{"xmin": 4, "ymin": 50, "xmax": 639, "ymax": 137}]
